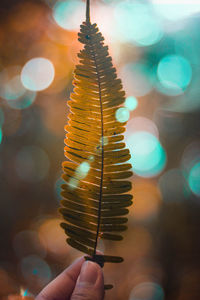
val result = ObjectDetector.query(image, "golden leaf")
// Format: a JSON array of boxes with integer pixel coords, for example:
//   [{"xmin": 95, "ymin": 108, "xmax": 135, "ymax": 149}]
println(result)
[{"xmin": 59, "ymin": 0, "xmax": 133, "ymax": 289}]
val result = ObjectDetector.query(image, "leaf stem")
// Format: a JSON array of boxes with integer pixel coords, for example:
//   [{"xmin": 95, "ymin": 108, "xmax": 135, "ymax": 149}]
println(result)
[{"xmin": 86, "ymin": 0, "xmax": 90, "ymax": 22}]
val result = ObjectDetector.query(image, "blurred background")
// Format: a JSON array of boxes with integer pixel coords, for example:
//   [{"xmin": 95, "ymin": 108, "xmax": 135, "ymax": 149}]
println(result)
[{"xmin": 0, "ymin": 0, "xmax": 200, "ymax": 299}]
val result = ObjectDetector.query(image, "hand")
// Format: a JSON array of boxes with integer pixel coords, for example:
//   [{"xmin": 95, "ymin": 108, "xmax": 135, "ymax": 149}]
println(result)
[{"xmin": 35, "ymin": 256, "xmax": 104, "ymax": 300}]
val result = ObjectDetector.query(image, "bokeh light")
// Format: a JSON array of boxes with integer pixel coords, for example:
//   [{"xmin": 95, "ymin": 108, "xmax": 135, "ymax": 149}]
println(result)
[
  {"xmin": 21, "ymin": 58, "xmax": 55, "ymax": 91},
  {"xmin": 67, "ymin": 177, "xmax": 79, "ymax": 190},
  {"xmin": 0, "ymin": 66, "xmax": 22, "ymax": 99},
  {"xmin": 54, "ymin": 177, "xmax": 65, "ymax": 201},
  {"xmin": 115, "ymin": 107, "xmax": 130, "ymax": 123},
  {"xmin": 114, "ymin": 1, "xmax": 163, "ymax": 46},
  {"xmin": 64, "ymin": 161, "xmax": 91, "ymax": 191},
  {"xmin": 15, "ymin": 146, "xmax": 50, "ymax": 182},
  {"xmin": 121, "ymin": 63, "xmax": 154, "ymax": 97},
  {"xmin": 20, "ymin": 288, "xmax": 28, "ymax": 297},
  {"xmin": 181, "ymin": 141, "xmax": 200, "ymax": 196},
  {"xmin": 181, "ymin": 142, "xmax": 200, "ymax": 170},
  {"xmin": 19, "ymin": 287, "xmax": 34, "ymax": 298},
  {"xmin": 38, "ymin": 218, "xmax": 69, "ymax": 257},
  {"xmin": 126, "ymin": 117, "xmax": 159, "ymax": 138},
  {"xmin": 171, "ymin": 29, "xmax": 200, "ymax": 111},
  {"xmin": 6, "ymin": 90, "xmax": 36, "ymax": 110},
  {"xmin": 129, "ymin": 281, "xmax": 164, "ymax": 300},
  {"xmin": 180, "ymin": 142, "xmax": 200, "ymax": 197},
  {"xmin": 102, "ymin": 0, "xmax": 120, "ymax": 3},
  {"xmin": 20, "ymin": 255, "xmax": 52, "ymax": 286},
  {"xmin": 152, "ymin": 0, "xmax": 200, "ymax": 22},
  {"xmin": 188, "ymin": 162, "xmax": 200, "ymax": 196},
  {"xmin": 75, "ymin": 162, "xmax": 90, "ymax": 179},
  {"xmin": 157, "ymin": 54, "xmax": 192, "ymax": 95},
  {"xmin": 125, "ymin": 96, "xmax": 138, "ymax": 111},
  {"xmin": 126, "ymin": 131, "xmax": 166, "ymax": 177},
  {"xmin": 0, "ymin": 128, "xmax": 2, "ymax": 144},
  {"xmin": 1, "ymin": 75, "xmax": 25, "ymax": 100},
  {"xmin": 0, "ymin": 67, "xmax": 36, "ymax": 110},
  {"xmin": 53, "ymin": 0, "xmax": 84, "ymax": 31}
]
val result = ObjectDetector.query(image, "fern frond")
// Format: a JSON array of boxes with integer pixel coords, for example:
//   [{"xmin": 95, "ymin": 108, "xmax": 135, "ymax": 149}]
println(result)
[{"xmin": 59, "ymin": 0, "xmax": 133, "ymax": 288}]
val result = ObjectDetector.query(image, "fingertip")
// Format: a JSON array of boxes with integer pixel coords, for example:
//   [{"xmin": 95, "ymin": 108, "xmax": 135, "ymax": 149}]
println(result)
[
  {"xmin": 78, "ymin": 261, "xmax": 103, "ymax": 286},
  {"xmin": 71, "ymin": 261, "xmax": 104, "ymax": 300}
]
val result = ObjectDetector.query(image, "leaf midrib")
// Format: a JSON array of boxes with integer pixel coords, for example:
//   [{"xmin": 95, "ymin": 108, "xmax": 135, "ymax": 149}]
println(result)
[{"xmin": 88, "ymin": 24, "xmax": 104, "ymax": 257}]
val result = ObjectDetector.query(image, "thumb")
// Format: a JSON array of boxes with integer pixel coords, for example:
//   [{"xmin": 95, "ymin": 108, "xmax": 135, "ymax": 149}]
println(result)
[{"xmin": 71, "ymin": 260, "xmax": 104, "ymax": 300}]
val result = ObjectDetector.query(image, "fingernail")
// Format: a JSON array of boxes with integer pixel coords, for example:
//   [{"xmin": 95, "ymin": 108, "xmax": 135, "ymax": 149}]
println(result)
[{"xmin": 78, "ymin": 261, "xmax": 99, "ymax": 285}]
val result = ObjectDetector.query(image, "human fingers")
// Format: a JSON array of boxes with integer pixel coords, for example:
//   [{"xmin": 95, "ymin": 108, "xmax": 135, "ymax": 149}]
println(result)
[
  {"xmin": 71, "ymin": 260, "xmax": 104, "ymax": 300},
  {"xmin": 35, "ymin": 256, "xmax": 85, "ymax": 300}
]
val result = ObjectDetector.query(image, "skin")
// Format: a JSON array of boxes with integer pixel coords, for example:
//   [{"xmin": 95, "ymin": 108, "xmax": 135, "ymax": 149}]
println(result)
[{"xmin": 35, "ymin": 257, "xmax": 104, "ymax": 300}]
